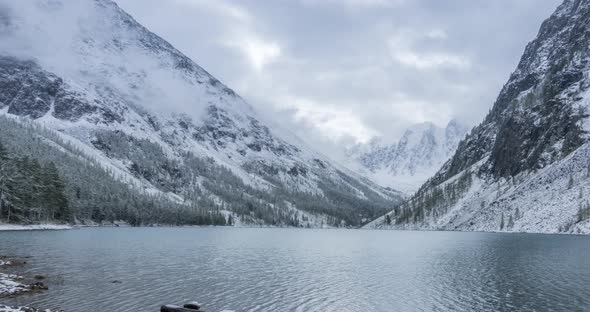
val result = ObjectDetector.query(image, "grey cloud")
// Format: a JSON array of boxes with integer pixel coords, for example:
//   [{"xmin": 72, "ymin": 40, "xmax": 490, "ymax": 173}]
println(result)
[{"xmin": 115, "ymin": 0, "xmax": 562, "ymax": 156}]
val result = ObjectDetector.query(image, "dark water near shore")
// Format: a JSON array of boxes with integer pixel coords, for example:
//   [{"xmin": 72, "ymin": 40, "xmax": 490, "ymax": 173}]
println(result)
[{"xmin": 1, "ymin": 228, "xmax": 590, "ymax": 312}]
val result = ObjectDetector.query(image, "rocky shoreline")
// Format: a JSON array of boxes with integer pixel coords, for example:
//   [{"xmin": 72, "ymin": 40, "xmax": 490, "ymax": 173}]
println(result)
[
  {"xmin": 0, "ymin": 306, "xmax": 51, "ymax": 312},
  {"xmin": 1, "ymin": 259, "xmax": 231, "ymax": 312},
  {"xmin": 0, "ymin": 256, "xmax": 54, "ymax": 312}
]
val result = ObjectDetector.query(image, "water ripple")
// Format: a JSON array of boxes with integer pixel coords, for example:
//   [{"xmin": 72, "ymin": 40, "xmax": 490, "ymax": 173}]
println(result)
[{"xmin": 1, "ymin": 228, "xmax": 590, "ymax": 312}]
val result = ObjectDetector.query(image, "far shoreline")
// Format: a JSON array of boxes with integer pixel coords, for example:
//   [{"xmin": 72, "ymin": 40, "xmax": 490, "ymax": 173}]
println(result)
[
  {"xmin": 0, "ymin": 224, "xmax": 73, "ymax": 232},
  {"xmin": 2, "ymin": 223, "xmax": 590, "ymax": 236}
]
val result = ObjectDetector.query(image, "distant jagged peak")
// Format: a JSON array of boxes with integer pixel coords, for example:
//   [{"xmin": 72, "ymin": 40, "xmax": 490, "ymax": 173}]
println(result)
[
  {"xmin": 445, "ymin": 118, "xmax": 468, "ymax": 131},
  {"xmin": 396, "ymin": 119, "xmax": 468, "ymax": 148},
  {"xmin": 347, "ymin": 119, "xmax": 468, "ymax": 157},
  {"xmin": 367, "ymin": 0, "xmax": 590, "ymax": 233},
  {"xmin": 342, "ymin": 118, "xmax": 469, "ymax": 193}
]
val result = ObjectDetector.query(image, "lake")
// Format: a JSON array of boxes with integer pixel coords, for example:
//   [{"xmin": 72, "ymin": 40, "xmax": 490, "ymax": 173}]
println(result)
[{"xmin": 1, "ymin": 228, "xmax": 589, "ymax": 312}]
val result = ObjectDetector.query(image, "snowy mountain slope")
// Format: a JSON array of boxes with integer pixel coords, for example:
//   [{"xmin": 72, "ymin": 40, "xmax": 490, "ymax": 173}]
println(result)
[
  {"xmin": 0, "ymin": 0, "xmax": 402, "ymax": 227},
  {"xmin": 345, "ymin": 120, "xmax": 468, "ymax": 194},
  {"xmin": 366, "ymin": 0, "xmax": 590, "ymax": 234}
]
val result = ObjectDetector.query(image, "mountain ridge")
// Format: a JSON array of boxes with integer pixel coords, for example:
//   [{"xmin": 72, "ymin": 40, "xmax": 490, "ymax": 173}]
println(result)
[
  {"xmin": 0, "ymin": 0, "xmax": 402, "ymax": 227},
  {"xmin": 366, "ymin": 0, "xmax": 590, "ymax": 234},
  {"xmin": 344, "ymin": 120, "xmax": 468, "ymax": 194}
]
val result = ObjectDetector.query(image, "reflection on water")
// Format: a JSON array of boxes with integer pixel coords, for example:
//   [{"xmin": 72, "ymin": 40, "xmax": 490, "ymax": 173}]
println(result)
[{"xmin": 1, "ymin": 228, "xmax": 589, "ymax": 312}]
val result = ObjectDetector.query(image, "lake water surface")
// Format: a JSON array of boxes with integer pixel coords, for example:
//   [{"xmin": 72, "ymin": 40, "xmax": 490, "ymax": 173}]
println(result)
[{"xmin": 1, "ymin": 228, "xmax": 589, "ymax": 312}]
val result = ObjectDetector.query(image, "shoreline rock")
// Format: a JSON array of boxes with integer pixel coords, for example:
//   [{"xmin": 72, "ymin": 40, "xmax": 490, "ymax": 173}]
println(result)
[
  {"xmin": 0, "ymin": 273, "xmax": 28, "ymax": 296},
  {"xmin": 0, "ymin": 257, "xmax": 52, "ymax": 311},
  {"xmin": 0, "ymin": 305, "xmax": 57, "ymax": 312},
  {"xmin": 161, "ymin": 301, "xmax": 235, "ymax": 312}
]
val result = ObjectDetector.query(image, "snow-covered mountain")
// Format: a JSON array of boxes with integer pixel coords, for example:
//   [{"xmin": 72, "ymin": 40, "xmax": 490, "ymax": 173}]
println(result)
[
  {"xmin": 366, "ymin": 0, "xmax": 590, "ymax": 234},
  {"xmin": 345, "ymin": 120, "xmax": 468, "ymax": 194},
  {"xmin": 0, "ymin": 0, "xmax": 402, "ymax": 227}
]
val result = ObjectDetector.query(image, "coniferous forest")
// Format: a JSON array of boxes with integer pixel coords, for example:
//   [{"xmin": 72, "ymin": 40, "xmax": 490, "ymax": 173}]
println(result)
[
  {"xmin": 0, "ymin": 116, "xmax": 228, "ymax": 226},
  {"xmin": 0, "ymin": 115, "xmax": 391, "ymax": 227},
  {"xmin": 0, "ymin": 144, "xmax": 70, "ymax": 223}
]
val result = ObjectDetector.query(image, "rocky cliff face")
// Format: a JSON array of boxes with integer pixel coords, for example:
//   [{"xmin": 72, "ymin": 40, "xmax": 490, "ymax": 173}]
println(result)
[
  {"xmin": 367, "ymin": 0, "xmax": 590, "ymax": 234},
  {"xmin": 345, "ymin": 120, "xmax": 468, "ymax": 194},
  {"xmin": 0, "ymin": 0, "xmax": 402, "ymax": 227}
]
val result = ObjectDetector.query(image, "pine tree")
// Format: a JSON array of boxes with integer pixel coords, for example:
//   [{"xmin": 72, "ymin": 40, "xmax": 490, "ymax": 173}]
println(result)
[
  {"xmin": 500, "ymin": 212, "xmax": 505, "ymax": 230},
  {"xmin": 568, "ymin": 175, "xmax": 575, "ymax": 189},
  {"xmin": 42, "ymin": 162, "xmax": 70, "ymax": 221},
  {"xmin": 0, "ymin": 141, "xmax": 8, "ymax": 222},
  {"xmin": 29, "ymin": 158, "xmax": 44, "ymax": 220},
  {"xmin": 578, "ymin": 201, "xmax": 590, "ymax": 223},
  {"xmin": 0, "ymin": 141, "xmax": 7, "ymax": 162},
  {"xmin": 507, "ymin": 214, "xmax": 514, "ymax": 229},
  {"xmin": 385, "ymin": 214, "xmax": 392, "ymax": 225},
  {"xmin": 3, "ymin": 156, "xmax": 34, "ymax": 223}
]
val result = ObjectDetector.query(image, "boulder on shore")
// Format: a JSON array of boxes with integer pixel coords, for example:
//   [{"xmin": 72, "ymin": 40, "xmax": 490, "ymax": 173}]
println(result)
[
  {"xmin": 184, "ymin": 302, "xmax": 201, "ymax": 310},
  {"xmin": 161, "ymin": 305, "xmax": 201, "ymax": 312}
]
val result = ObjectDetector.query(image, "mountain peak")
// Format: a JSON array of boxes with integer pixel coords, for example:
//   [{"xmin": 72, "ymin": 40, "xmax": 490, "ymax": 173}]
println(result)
[
  {"xmin": 445, "ymin": 118, "xmax": 465, "ymax": 131},
  {"xmin": 368, "ymin": 0, "xmax": 590, "ymax": 234},
  {"xmin": 0, "ymin": 0, "xmax": 254, "ymax": 122},
  {"xmin": 345, "ymin": 120, "xmax": 468, "ymax": 194},
  {"xmin": 0, "ymin": 0, "xmax": 402, "ymax": 227}
]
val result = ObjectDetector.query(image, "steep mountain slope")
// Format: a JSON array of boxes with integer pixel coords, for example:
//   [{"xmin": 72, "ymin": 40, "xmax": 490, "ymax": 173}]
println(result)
[
  {"xmin": 345, "ymin": 120, "xmax": 468, "ymax": 194},
  {"xmin": 0, "ymin": 115, "xmax": 226, "ymax": 226},
  {"xmin": 0, "ymin": 0, "xmax": 402, "ymax": 227},
  {"xmin": 366, "ymin": 0, "xmax": 590, "ymax": 234}
]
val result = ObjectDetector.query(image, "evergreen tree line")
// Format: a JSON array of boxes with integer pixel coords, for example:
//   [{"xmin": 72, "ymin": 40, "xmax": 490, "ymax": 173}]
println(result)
[
  {"xmin": 91, "ymin": 129, "xmax": 394, "ymax": 227},
  {"xmin": 0, "ymin": 116, "xmax": 227, "ymax": 226},
  {"xmin": 240, "ymin": 162, "xmax": 393, "ymax": 227},
  {"xmin": 0, "ymin": 117, "xmax": 394, "ymax": 227},
  {"xmin": 392, "ymin": 170, "xmax": 473, "ymax": 224},
  {"xmin": 0, "ymin": 143, "xmax": 69, "ymax": 223},
  {"xmin": 577, "ymin": 201, "xmax": 590, "ymax": 223},
  {"xmin": 499, "ymin": 208, "xmax": 520, "ymax": 231},
  {"xmin": 92, "ymin": 130, "xmax": 314, "ymax": 226}
]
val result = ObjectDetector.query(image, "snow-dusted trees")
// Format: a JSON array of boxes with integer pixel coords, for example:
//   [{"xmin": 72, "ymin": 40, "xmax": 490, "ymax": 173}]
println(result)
[
  {"xmin": 0, "ymin": 116, "xmax": 229, "ymax": 226},
  {"xmin": 91, "ymin": 127, "xmax": 393, "ymax": 227},
  {"xmin": 0, "ymin": 141, "xmax": 10, "ymax": 222},
  {"xmin": 577, "ymin": 202, "xmax": 590, "ymax": 223},
  {"xmin": 41, "ymin": 162, "xmax": 70, "ymax": 221},
  {"xmin": 0, "ymin": 114, "xmax": 394, "ymax": 227},
  {"xmin": 394, "ymin": 170, "xmax": 474, "ymax": 224},
  {"xmin": 0, "ymin": 142, "xmax": 70, "ymax": 223},
  {"xmin": 567, "ymin": 175, "xmax": 575, "ymax": 189},
  {"xmin": 507, "ymin": 214, "xmax": 514, "ymax": 229}
]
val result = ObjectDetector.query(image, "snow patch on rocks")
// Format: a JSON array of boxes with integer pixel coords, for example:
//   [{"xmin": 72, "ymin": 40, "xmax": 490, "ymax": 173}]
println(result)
[
  {"xmin": 0, "ymin": 273, "xmax": 27, "ymax": 296},
  {"xmin": 0, "ymin": 224, "xmax": 72, "ymax": 231},
  {"xmin": 0, "ymin": 306, "xmax": 54, "ymax": 312}
]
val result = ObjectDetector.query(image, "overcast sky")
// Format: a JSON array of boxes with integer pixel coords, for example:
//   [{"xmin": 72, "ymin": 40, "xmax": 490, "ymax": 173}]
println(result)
[{"xmin": 115, "ymin": 0, "xmax": 561, "ymax": 151}]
